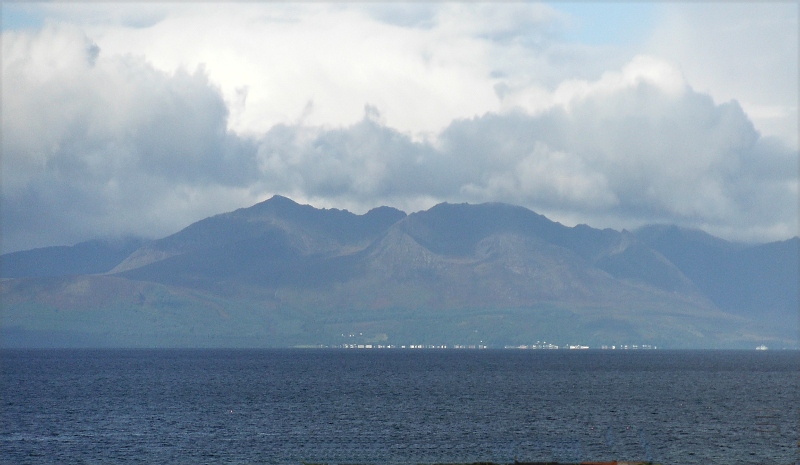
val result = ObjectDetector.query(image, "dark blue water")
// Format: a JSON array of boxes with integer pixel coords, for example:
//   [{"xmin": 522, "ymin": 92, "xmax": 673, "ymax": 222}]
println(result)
[{"xmin": 1, "ymin": 349, "xmax": 797, "ymax": 464}]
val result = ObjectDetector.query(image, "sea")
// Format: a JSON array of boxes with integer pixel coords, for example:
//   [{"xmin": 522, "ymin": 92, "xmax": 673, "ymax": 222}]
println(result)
[{"xmin": 1, "ymin": 349, "xmax": 797, "ymax": 465}]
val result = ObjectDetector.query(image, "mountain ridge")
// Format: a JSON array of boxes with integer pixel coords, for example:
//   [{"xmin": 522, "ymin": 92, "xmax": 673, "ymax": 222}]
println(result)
[{"xmin": 1, "ymin": 196, "xmax": 796, "ymax": 348}]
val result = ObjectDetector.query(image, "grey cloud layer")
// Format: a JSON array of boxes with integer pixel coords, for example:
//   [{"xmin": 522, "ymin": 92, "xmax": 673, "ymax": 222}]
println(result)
[
  {"xmin": 259, "ymin": 88, "xmax": 796, "ymax": 239},
  {"xmin": 2, "ymin": 26, "xmax": 796, "ymax": 252},
  {"xmin": 2, "ymin": 26, "xmax": 259, "ymax": 252}
]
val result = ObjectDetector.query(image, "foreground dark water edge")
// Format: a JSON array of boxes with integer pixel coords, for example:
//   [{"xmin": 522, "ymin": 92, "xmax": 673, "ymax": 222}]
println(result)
[{"xmin": 1, "ymin": 349, "xmax": 798, "ymax": 464}]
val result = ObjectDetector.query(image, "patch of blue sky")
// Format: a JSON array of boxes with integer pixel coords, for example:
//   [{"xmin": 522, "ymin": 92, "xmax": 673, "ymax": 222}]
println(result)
[
  {"xmin": 2, "ymin": 3, "xmax": 46, "ymax": 31},
  {"xmin": 548, "ymin": 2, "xmax": 657, "ymax": 46}
]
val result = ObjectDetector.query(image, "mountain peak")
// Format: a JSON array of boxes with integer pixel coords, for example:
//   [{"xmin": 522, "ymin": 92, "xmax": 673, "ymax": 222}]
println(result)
[
  {"xmin": 265, "ymin": 194, "xmax": 297, "ymax": 205},
  {"xmin": 242, "ymin": 194, "xmax": 303, "ymax": 214}
]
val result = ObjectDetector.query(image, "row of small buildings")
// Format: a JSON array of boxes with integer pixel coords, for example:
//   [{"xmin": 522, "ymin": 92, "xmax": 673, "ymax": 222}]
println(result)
[{"xmin": 308, "ymin": 343, "xmax": 657, "ymax": 349}]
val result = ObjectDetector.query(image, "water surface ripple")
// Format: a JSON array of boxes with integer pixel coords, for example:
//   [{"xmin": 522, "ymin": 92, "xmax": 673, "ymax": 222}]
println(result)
[{"xmin": 1, "ymin": 349, "xmax": 797, "ymax": 464}]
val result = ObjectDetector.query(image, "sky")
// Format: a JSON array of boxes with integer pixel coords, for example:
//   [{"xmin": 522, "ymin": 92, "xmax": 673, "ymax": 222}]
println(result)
[{"xmin": 1, "ymin": 2, "xmax": 798, "ymax": 253}]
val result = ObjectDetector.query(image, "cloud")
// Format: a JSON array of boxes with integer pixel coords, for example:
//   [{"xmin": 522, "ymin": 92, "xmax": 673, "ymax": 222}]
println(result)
[
  {"xmin": 56, "ymin": 2, "xmax": 619, "ymax": 141},
  {"xmin": 7, "ymin": 3, "xmax": 795, "ymax": 146},
  {"xmin": 1, "ymin": 6, "xmax": 796, "ymax": 253},
  {"xmin": 647, "ymin": 3, "xmax": 799, "ymax": 148},
  {"xmin": 1, "ymin": 24, "xmax": 259, "ymax": 252},
  {"xmin": 244, "ymin": 56, "xmax": 796, "ymax": 242}
]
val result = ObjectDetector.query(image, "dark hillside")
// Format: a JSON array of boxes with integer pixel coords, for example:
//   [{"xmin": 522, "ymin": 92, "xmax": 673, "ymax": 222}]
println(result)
[
  {"xmin": 2, "ymin": 199, "xmax": 796, "ymax": 348},
  {"xmin": 111, "ymin": 195, "xmax": 406, "ymax": 273},
  {"xmin": 0, "ymin": 238, "xmax": 144, "ymax": 278}
]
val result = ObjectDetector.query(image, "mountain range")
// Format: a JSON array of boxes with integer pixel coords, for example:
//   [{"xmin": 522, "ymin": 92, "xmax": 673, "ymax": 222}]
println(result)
[{"xmin": 1, "ymin": 196, "xmax": 797, "ymax": 348}]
